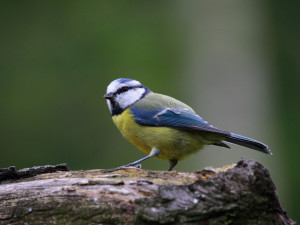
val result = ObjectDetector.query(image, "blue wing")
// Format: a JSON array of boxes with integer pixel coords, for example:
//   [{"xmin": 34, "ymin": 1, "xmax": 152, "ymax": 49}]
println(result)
[{"xmin": 130, "ymin": 107, "xmax": 230, "ymax": 136}]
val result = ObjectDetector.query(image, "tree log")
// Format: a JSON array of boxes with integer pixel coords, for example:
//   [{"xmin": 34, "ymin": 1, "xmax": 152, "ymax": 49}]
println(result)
[{"xmin": 0, "ymin": 159, "xmax": 295, "ymax": 225}]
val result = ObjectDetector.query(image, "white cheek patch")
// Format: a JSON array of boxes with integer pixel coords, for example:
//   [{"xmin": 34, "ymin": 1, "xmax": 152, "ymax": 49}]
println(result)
[{"xmin": 116, "ymin": 88, "xmax": 145, "ymax": 109}]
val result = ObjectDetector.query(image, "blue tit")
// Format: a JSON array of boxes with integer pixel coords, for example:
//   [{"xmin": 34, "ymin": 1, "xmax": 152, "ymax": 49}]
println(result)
[{"xmin": 104, "ymin": 78, "xmax": 271, "ymax": 171}]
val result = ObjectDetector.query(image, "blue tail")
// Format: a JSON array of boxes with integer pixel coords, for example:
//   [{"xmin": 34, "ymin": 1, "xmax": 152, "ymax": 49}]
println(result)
[{"xmin": 225, "ymin": 133, "xmax": 272, "ymax": 154}]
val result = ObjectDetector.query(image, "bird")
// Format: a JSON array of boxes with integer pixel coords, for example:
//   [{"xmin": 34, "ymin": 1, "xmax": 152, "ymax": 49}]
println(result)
[{"xmin": 104, "ymin": 78, "xmax": 271, "ymax": 171}]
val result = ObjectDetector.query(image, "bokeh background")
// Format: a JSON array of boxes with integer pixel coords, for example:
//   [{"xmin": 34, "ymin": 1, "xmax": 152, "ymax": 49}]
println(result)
[{"xmin": 1, "ymin": 1, "xmax": 299, "ymax": 222}]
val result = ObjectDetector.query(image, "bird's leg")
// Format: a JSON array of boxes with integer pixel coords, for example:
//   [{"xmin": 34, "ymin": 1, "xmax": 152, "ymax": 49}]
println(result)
[
  {"xmin": 123, "ymin": 148, "xmax": 161, "ymax": 168},
  {"xmin": 103, "ymin": 148, "xmax": 161, "ymax": 172},
  {"xmin": 122, "ymin": 155, "xmax": 151, "ymax": 168},
  {"xmin": 168, "ymin": 159, "xmax": 178, "ymax": 171}
]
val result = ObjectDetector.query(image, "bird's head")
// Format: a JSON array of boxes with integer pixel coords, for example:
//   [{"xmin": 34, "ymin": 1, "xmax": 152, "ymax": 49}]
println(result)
[{"xmin": 104, "ymin": 78, "xmax": 151, "ymax": 115}]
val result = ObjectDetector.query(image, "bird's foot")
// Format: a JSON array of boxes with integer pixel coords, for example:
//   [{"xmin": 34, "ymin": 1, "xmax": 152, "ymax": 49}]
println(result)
[
  {"xmin": 123, "ymin": 163, "xmax": 142, "ymax": 169},
  {"xmin": 102, "ymin": 164, "xmax": 142, "ymax": 173}
]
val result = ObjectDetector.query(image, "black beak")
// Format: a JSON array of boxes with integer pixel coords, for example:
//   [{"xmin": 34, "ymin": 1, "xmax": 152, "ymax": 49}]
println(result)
[{"xmin": 104, "ymin": 93, "xmax": 113, "ymax": 99}]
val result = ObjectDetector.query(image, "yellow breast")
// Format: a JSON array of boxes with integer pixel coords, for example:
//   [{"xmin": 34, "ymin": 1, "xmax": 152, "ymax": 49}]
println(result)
[{"xmin": 112, "ymin": 108, "xmax": 205, "ymax": 160}]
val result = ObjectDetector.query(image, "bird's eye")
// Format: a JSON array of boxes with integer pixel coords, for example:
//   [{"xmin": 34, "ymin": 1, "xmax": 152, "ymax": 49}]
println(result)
[{"xmin": 119, "ymin": 87, "xmax": 129, "ymax": 93}]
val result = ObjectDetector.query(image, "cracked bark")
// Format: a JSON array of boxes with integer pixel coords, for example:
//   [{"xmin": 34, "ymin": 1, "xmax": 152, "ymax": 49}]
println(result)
[{"xmin": 0, "ymin": 159, "xmax": 295, "ymax": 225}]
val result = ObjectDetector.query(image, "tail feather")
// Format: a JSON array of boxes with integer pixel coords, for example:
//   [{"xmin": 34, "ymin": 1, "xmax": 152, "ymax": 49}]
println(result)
[{"xmin": 225, "ymin": 133, "xmax": 272, "ymax": 155}]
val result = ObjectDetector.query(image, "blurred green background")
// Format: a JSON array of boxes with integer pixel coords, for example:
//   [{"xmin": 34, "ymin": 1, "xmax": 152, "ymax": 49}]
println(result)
[{"xmin": 0, "ymin": 1, "xmax": 299, "ymax": 222}]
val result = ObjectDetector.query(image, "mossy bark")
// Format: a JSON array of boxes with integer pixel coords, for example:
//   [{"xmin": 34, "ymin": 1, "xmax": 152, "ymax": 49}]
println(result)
[{"xmin": 0, "ymin": 159, "xmax": 294, "ymax": 225}]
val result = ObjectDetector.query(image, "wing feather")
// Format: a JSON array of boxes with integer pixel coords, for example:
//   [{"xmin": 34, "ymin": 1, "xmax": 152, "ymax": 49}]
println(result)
[
  {"xmin": 130, "ymin": 93, "xmax": 229, "ymax": 136},
  {"xmin": 130, "ymin": 106, "xmax": 229, "ymax": 136}
]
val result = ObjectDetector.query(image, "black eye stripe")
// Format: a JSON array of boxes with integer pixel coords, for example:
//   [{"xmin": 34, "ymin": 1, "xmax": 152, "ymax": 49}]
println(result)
[
  {"xmin": 115, "ymin": 85, "xmax": 143, "ymax": 95},
  {"xmin": 119, "ymin": 87, "xmax": 129, "ymax": 92}
]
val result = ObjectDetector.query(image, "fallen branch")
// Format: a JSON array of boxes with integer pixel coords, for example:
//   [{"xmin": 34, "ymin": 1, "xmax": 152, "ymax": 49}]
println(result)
[{"xmin": 0, "ymin": 159, "xmax": 295, "ymax": 225}]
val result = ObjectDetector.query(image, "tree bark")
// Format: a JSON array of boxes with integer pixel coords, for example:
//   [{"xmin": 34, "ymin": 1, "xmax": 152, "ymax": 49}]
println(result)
[{"xmin": 0, "ymin": 159, "xmax": 295, "ymax": 225}]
